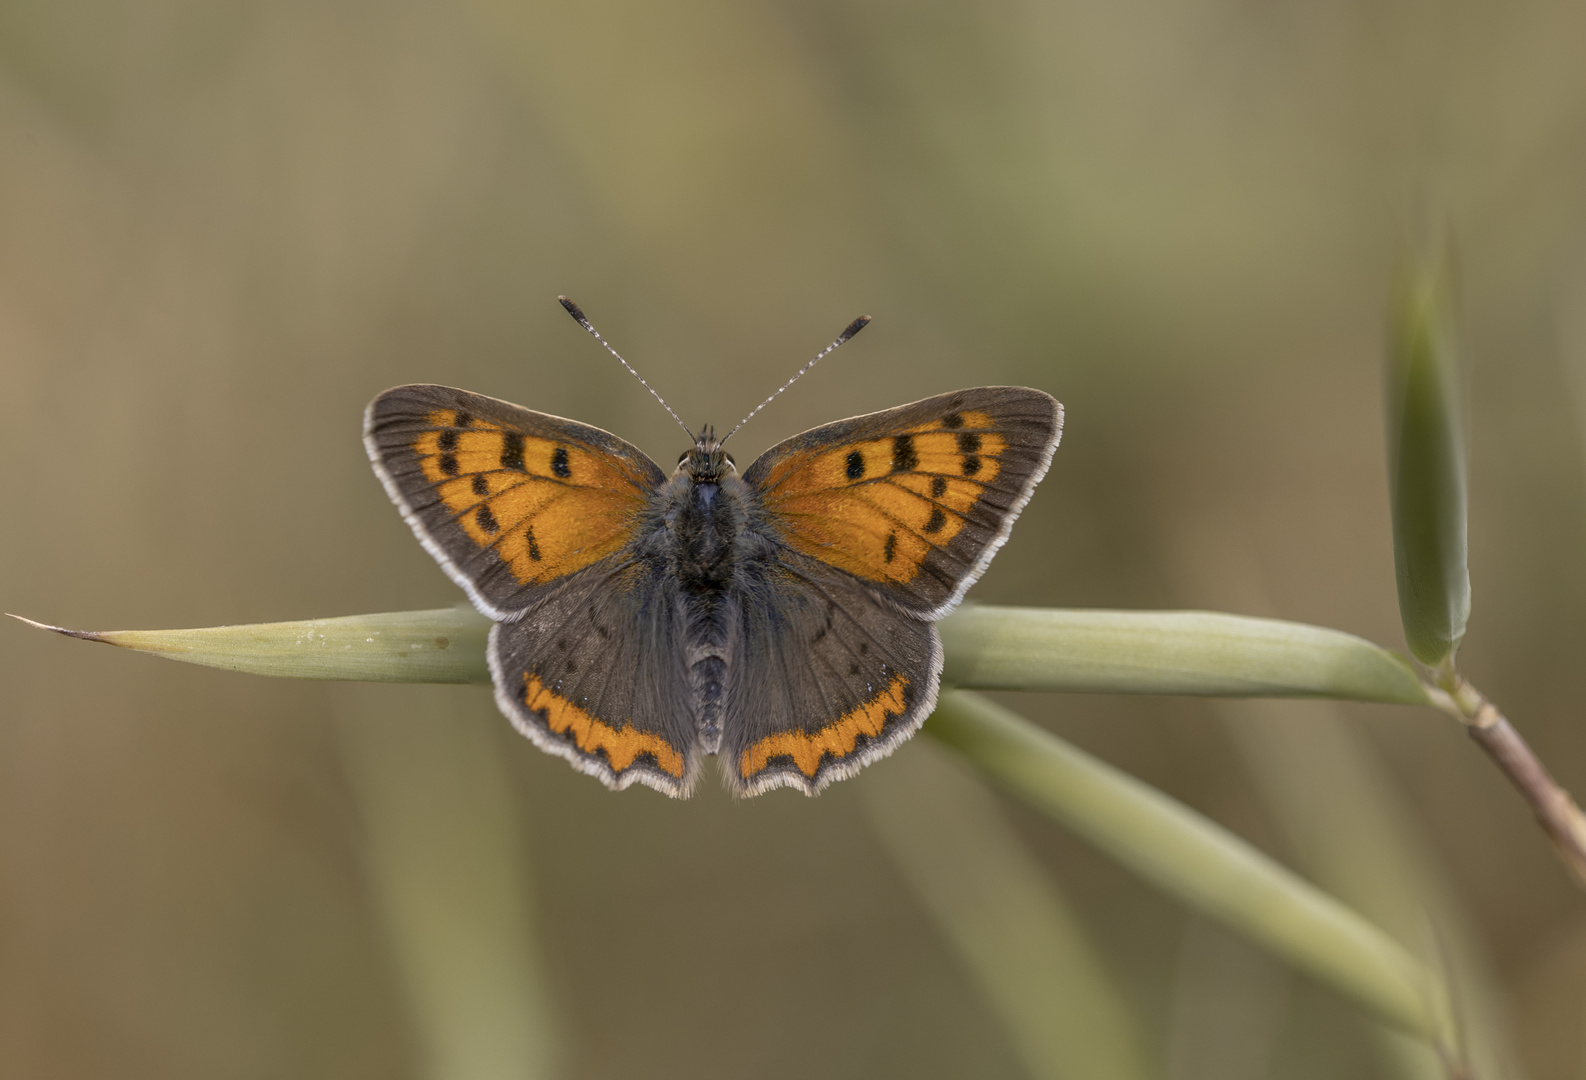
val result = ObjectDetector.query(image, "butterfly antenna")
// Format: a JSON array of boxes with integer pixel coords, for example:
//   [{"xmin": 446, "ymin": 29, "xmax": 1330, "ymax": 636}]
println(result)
[
  {"xmin": 722, "ymin": 315, "xmax": 871, "ymax": 445},
  {"xmin": 559, "ymin": 296, "xmax": 694, "ymax": 440}
]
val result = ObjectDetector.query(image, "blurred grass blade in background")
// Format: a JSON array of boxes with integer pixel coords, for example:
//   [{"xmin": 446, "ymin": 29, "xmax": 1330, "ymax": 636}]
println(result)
[
  {"xmin": 1163, "ymin": 918, "xmax": 1293, "ymax": 1079},
  {"xmin": 864, "ymin": 739, "xmax": 1150, "ymax": 1080},
  {"xmin": 940, "ymin": 607, "xmax": 1429, "ymax": 704},
  {"xmin": 926, "ymin": 691, "xmax": 1450, "ymax": 1045},
  {"xmin": 1387, "ymin": 249, "xmax": 1470, "ymax": 669},
  {"xmin": 337, "ymin": 685, "xmax": 562, "ymax": 1080},
  {"xmin": 1219, "ymin": 698, "xmax": 1519, "ymax": 1079}
]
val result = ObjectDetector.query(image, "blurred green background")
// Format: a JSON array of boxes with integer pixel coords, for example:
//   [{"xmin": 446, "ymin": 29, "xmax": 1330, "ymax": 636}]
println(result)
[{"xmin": 4, "ymin": 0, "xmax": 1586, "ymax": 1076}]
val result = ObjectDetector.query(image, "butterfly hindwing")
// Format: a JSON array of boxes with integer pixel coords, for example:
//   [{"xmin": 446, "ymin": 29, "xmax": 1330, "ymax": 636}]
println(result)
[
  {"xmin": 364, "ymin": 385, "xmax": 667, "ymax": 618},
  {"xmin": 722, "ymin": 554, "xmax": 941, "ymax": 796},
  {"xmin": 488, "ymin": 553, "xmax": 701, "ymax": 796},
  {"xmin": 743, "ymin": 387, "xmax": 1063, "ymax": 618}
]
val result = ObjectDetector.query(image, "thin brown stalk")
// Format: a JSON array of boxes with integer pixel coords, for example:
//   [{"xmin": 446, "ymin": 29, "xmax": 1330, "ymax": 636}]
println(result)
[{"xmin": 1429, "ymin": 676, "xmax": 1586, "ymax": 890}]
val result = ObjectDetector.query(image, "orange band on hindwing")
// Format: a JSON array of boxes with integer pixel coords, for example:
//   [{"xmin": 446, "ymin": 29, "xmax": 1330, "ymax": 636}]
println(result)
[
  {"xmin": 738, "ymin": 674, "xmax": 910, "ymax": 779},
  {"xmin": 523, "ymin": 673, "xmax": 685, "ymax": 777}
]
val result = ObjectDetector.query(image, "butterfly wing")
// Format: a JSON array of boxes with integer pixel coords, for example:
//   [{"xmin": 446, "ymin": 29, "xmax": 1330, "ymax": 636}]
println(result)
[
  {"xmin": 742, "ymin": 387, "xmax": 1062, "ymax": 619},
  {"xmin": 367, "ymin": 384, "xmax": 694, "ymax": 794},
  {"xmin": 722, "ymin": 554, "xmax": 941, "ymax": 796},
  {"xmin": 725, "ymin": 386, "xmax": 1061, "ymax": 794},
  {"xmin": 364, "ymin": 385, "xmax": 668, "ymax": 619},
  {"xmin": 488, "ymin": 556, "xmax": 700, "ymax": 796}
]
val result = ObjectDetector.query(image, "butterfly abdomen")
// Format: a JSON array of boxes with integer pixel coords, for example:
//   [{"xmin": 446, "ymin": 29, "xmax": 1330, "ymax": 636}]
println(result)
[
  {"xmin": 663, "ymin": 473, "xmax": 751, "ymax": 754},
  {"xmin": 688, "ymin": 645, "xmax": 728, "ymax": 753}
]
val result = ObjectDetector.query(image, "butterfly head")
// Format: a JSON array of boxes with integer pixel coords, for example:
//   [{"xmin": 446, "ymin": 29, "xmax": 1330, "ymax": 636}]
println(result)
[{"xmin": 677, "ymin": 426, "xmax": 736, "ymax": 482}]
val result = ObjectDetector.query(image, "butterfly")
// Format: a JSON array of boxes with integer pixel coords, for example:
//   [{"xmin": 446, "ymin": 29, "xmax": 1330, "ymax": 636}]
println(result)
[{"xmin": 364, "ymin": 300, "xmax": 1062, "ymax": 797}]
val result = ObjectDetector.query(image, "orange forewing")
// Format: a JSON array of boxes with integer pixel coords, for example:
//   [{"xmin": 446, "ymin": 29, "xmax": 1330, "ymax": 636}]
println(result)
[
  {"xmin": 411, "ymin": 408, "xmax": 652, "ymax": 587},
  {"xmin": 755, "ymin": 409, "xmax": 1008, "ymax": 586}
]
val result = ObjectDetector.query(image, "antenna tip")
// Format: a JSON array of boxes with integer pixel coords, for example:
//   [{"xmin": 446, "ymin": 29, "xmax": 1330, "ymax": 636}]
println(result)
[
  {"xmin": 558, "ymin": 296, "xmax": 588, "ymax": 323},
  {"xmin": 838, "ymin": 315, "xmax": 872, "ymax": 343}
]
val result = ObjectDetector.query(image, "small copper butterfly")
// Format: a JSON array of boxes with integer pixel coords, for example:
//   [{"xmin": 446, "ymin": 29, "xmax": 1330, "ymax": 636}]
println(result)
[{"xmin": 364, "ymin": 300, "xmax": 1062, "ymax": 797}]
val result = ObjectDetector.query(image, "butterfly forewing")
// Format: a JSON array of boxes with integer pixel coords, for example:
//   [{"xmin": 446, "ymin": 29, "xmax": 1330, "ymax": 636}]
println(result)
[
  {"xmin": 364, "ymin": 385, "xmax": 667, "ymax": 619},
  {"xmin": 743, "ymin": 387, "xmax": 1062, "ymax": 618}
]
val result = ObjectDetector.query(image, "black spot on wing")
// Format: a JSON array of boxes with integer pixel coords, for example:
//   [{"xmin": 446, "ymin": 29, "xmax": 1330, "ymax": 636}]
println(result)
[
  {"xmin": 526, "ymin": 526, "xmax": 542, "ymax": 561},
  {"xmin": 891, "ymin": 435, "xmax": 918, "ymax": 472},
  {"xmin": 476, "ymin": 504, "xmax": 499, "ymax": 533},
  {"xmin": 942, "ymin": 412, "xmax": 963, "ymax": 429},
  {"xmin": 883, "ymin": 532, "xmax": 897, "ymax": 563},
  {"xmin": 440, "ymin": 454, "xmax": 459, "ymax": 477},
  {"xmin": 924, "ymin": 507, "xmax": 946, "ymax": 533},
  {"xmin": 551, "ymin": 446, "xmax": 571, "ymax": 478},
  {"xmin": 438, "ymin": 429, "xmax": 458, "ymax": 451},
  {"xmin": 500, "ymin": 432, "xmax": 526, "ymax": 471},
  {"xmin": 962, "ymin": 454, "xmax": 981, "ymax": 476},
  {"xmin": 846, "ymin": 450, "xmax": 865, "ymax": 480},
  {"xmin": 454, "ymin": 410, "xmax": 473, "ymax": 428},
  {"xmin": 472, "ymin": 474, "xmax": 489, "ymax": 496},
  {"xmin": 930, "ymin": 476, "xmax": 947, "ymax": 498},
  {"xmin": 957, "ymin": 432, "xmax": 982, "ymax": 453}
]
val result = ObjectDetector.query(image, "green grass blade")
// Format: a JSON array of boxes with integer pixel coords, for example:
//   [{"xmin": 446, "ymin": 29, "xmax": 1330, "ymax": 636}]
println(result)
[
  {"xmin": 940, "ymin": 607, "xmax": 1430, "ymax": 704},
  {"xmin": 10, "ymin": 608, "xmax": 492, "ymax": 683},
  {"xmin": 1387, "ymin": 252, "xmax": 1470, "ymax": 667},
  {"xmin": 926, "ymin": 690, "xmax": 1448, "ymax": 1043},
  {"xmin": 864, "ymin": 739, "xmax": 1151, "ymax": 1080},
  {"xmin": 17, "ymin": 605, "xmax": 1433, "ymax": 706}
]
